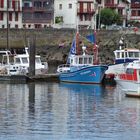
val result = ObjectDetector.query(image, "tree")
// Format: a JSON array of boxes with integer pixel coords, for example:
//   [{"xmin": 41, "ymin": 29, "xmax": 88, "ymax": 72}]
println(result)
[{"xmin": 98, "ymin": 8, "xmax": 120, "ymax": 26}]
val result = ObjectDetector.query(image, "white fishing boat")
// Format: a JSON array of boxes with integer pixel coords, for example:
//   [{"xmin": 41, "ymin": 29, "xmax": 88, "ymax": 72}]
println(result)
[
  {"xmin": 115, "ymin": 60, "xmax": 140, "ymax": 97},
  {"xmin": 106, "ymin": 37, "xmax": 140, "ymax": 76},
  {"xmin": 0, "ymin": 48, "xmax": 48, "ymax": 75}
]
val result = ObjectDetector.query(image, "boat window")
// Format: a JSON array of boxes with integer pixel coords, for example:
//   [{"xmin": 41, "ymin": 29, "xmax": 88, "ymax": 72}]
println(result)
[
  {"xmin": 36, "ymin": 58, "xmax": 41, "ymax": 64},
  {"xmin": 9, "ymin": 56, "xmax": 14, "ymax": 64},
  {"xmin": 75, "ymin": 57, "xmax": 78, "ymax": 64},
  {"xmin": 117, "ymin": 52, "xmax": 120, "ymax": 58},
  {"xmin": 84, "ymin": 58, "xmax": 87, "ymax": 64},
  {"xmin": 134, "ymin": 52, "xmax": 139, "ymax": 58},
  {"xmin": 126, "ymin": 68, "xmax": 134, "ymax": 74},
  {"xmin": 2, "ymin": 56, "xmax": 8, "ymax": 64},
  {"xmin": 89, "ymin": 57, "xmax": 92, "ymax": 64},
  {"xmin": 70, "ymin": 59, "xmax": 73, "ymax": 64},
  {"xmin": 128, "ymin": 52, "xmax": 139, "ymax": 58},
  {"xmin": 22, "ymin": 58, "xmax": 28, "ymax": 64},
  {"xmin": 79, "ymin": 58, "xmax": 83, "ymax": 64},
  {"xmin": 128, "ymin": 52, "xmax": 133, "ymax": 57},
  {"xmin": 125, "ymin": 52, "xmax": 127, "ymax": 57},
  {"xmin": 15, "ymin": 58, "xmax": 21, "ymax": 64},
  {"xmin": 122, "ymin": 52, "xmax": 124, "ymax": 58}
]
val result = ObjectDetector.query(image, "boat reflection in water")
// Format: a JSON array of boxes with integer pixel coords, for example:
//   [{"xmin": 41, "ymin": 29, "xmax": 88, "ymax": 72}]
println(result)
[
  {"xmin": 0, "ymin": 83, "xmax": 140, "ymax": 140},
  {"xmin": 60, "ymin": 82, "xmax": 104, "ymax": 96}
]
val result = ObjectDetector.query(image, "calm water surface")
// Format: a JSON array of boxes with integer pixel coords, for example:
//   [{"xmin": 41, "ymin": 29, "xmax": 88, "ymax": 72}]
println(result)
[{"xmin": 0, "ymin": 82, "xmax": 140, "ymax": 140}]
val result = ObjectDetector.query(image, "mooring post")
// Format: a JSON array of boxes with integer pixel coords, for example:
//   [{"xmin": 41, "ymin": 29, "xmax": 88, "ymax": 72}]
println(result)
[{"xmin": 29, "ymin": 35, "xmax": 36, "ymax": 76}]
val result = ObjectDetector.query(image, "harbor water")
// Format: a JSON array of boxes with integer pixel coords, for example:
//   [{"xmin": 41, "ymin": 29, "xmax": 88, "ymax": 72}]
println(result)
[{"xmin": 0, "ymin": 82, "xmax": 140, "ymax": 140}]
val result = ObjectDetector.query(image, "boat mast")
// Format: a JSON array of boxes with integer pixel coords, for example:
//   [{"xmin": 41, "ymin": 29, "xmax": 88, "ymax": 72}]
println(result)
[
  {"xmin": 6, "ymin": 0, "xmax": 9, "ymax": 50},
  {"xmin": 76, "ymin": 0, "xmax": 79, "ymax": 55},
  {"xmin": 93, "ymin": 30, "xmax": 98, "ymax": 65},
  {"xmin": 93, "ymin": 0, "xmax": 99, "ymax": 65}
]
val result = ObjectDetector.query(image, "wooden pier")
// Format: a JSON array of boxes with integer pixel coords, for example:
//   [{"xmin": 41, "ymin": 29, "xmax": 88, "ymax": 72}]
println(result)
[
  {"xmin": 0, "ymin": 75, "xmax": 28, "ymax": 84},
  {"xmin": 28, "ymin": 73, "xmax": 59, "ymax": 82},
  {"xmin": 0, "ymin": 73, "xmax": 116, "ymax": 84}
]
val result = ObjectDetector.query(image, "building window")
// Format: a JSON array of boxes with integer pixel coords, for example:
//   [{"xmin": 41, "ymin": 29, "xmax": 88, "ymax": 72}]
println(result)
[
  {"xmin": 15, "ymin": 12, "xmax": 18, "ymax": 21},
  {"xmin": 138, "ymin": 10, "xmax": 140, "ymax": 16},
  {"xmin": 85, "ymin": 14, "xmax": 90, "ymax": 21},
  {"xmin": 15, "ymin": 24, "xmax": 18, "ymax": 28},
  {"xmin": 43, "ymin": 1, "xmax": 49, "ymax": 8},
  {"xmin": 106, "ymin": 0, "xmax": 112, "ymax": 4},
  {"xmin": 0, "ymin": 12, "xmax": 3, "ymax": 20},
  {"xmin": 59, "ymin": 4, "xmax": 62, "ymax": 10},
  {"xmin": 8, "ymin": 0, "xmax": 11, "ymax": 8},
  {"xmin": 2, "ymin": 25, "xmax": 4, "ymax": 28},
  {"xmin": 34, "ymin": 1, "xmax": 42, "ymax": 8},
  {"xmin": 9, "ymin": 12, "xmax": 12, "ymax": 21},
  {"xmin": 69, "ymin": 3, "xmax": 72, "ymax": 9},
  {"xmin": 24, "ymin": 2, "xmax": 30, "ymax": 8},
  {"xmin": 97, "ymin": 0, "xmax": 101, "ymax": 4},
  {"xmin": 0, "ymin": 0, "xmax": 4, "ymax": 8},
  {"xmin": 80, "ymin": 15, "xmax": 83, "ymax": 21},
  {"xmin": 28, "ymin": 24, "xmax": 31, "ymax": 28},
  {"xmin": 131, "ymin": 10, "xmax": 136, "ymax": 16},
  {"xmin": 118, "ymin": 9, "xmax": 123, "ymax": 15},
  {"xmin": 35, "ymin": 24, "xmax": 41, "ymax": 28},
  {"xmin": 23, "ymin": 24, "xmax": 26, "ymax": 28}
]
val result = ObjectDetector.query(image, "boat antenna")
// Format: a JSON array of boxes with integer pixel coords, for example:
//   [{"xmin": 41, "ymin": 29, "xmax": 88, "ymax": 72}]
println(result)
[{"xmin": 119, "ymin": 37, "xmax": 124, "ymax": 50}]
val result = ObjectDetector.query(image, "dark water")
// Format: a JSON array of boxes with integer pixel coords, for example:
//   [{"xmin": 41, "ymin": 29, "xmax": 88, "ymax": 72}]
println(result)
[{"xmin": 0, "ymin": 82, "xmax": 140, "ymax": 140}]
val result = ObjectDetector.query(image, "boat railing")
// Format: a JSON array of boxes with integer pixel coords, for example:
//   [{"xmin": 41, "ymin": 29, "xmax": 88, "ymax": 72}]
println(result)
[
  {"xmin": 42, "ymin": 62, "xmax": 48, "ymax": 69},
  {"xmin": 58, "ymin": 64, "xmax": 70, "ymax": 68},
  {"xmin": 57, "ymin": 64, "xmax": 70, "ymax": 73}
]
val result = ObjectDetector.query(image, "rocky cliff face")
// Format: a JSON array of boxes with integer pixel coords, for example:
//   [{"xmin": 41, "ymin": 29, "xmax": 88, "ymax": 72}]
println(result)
[{"xmin": 0, "ymin": 29, "xmax": 140, "ymax": 66}]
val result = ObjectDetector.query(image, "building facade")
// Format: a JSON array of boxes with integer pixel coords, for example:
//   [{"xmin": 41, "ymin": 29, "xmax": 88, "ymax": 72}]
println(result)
[
  {"xmin": 53, "ymin": 0, "xmax": 97, "ymax": 29},
  {"xmin": 53, "ymin": 0, "xmax": 77, "ymax": 28},
  {"xmin": 22, "ymin": 0, "xmax": 54, "ymax": 28},
  {"xmin": 77, "ymin": 0, "xmax": 96, "ymax": 29},
  {"xmin": 130, "ymin": 0, "xmax": 140, "ymax": 22},
  {"xmin": 0, "ymin": 0, "xmax": 22, "ymax": 28}
]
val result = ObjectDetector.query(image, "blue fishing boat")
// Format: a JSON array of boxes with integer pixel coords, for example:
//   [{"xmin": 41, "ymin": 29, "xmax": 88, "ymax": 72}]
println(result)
[{"xmin": 57, "ymin": 31, "xmax": 108, "ymax": 84}]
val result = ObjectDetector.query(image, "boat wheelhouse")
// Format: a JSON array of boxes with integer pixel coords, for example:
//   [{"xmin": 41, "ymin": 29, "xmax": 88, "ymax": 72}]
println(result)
[
  {"xmin": 114, "ymin": 48, "xmax": 140, "ymax": 64},
  {"xmin": 106, "ymin": 37, "xmax": 140, "ymax": 76}
]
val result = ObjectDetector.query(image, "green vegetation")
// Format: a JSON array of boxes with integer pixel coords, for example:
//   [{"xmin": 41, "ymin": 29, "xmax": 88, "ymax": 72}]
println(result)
[
  {"xmin": 98, "ymin": 8, "xmax": 120, "ymax": 26},
  {"xmin": 55, "ymin": 16, "xmax": 63, "ymax": 24}
]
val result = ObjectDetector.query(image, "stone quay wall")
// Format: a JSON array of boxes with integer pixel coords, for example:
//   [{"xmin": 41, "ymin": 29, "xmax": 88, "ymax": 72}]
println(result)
[{"xmin": 0, "ymin": 28, "xmax": 140, "ymax": 66}]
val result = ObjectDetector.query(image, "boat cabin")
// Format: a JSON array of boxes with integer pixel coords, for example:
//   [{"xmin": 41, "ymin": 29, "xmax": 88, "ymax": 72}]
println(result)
[
  {"xmin": 114, "ymin": 48, "xmax": 140, "ymax": 64},
  {"xmin": 118, "ymin": 60, "xmax": 140, "ymax": 82},
  {"xmin": 0, "ymin": 51, "xmax": 14, "ymax": 65},
  {"xmin": 69, "ymin": 55, "xmax": 93, "ymax": 66},
  {"xmin": 14, "ymin": 55, "xmax": 42, "ymax": 65}
]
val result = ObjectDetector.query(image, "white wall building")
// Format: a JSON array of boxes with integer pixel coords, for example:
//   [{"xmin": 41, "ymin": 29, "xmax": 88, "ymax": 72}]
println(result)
[
  {"xmin": 0, "ymin": 0, "xmax": 22, "ymax": 28},
  {"xmin": 53, "ymin": 0, "xmax": 77, "ymax": 29},
  {"xmin": 54, "ymin": 0, "xmax": 97, "ymax": 29}
]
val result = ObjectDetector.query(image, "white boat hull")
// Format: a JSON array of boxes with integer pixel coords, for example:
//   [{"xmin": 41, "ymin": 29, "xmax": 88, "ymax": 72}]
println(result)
[
  {"xmin": 105, "ymin": 63, "xmax": 126, "ymax": 75},
  {"xmin": 115, "ymin": 78, "xmax": 140, "ymax": 92}
]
